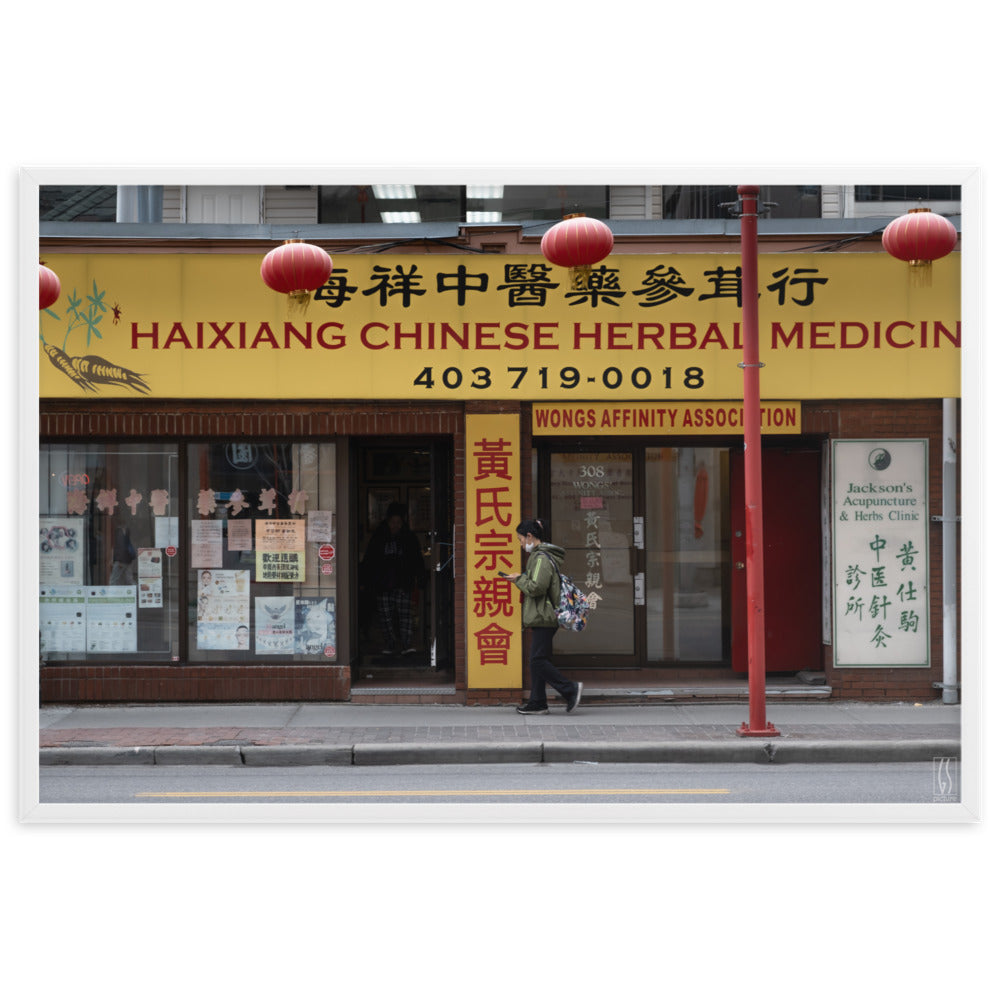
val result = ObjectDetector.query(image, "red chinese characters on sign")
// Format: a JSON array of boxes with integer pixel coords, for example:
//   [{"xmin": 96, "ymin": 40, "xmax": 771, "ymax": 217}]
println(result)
[
  {"xmin": 473, "ymin": 622, "xmax": 513, "ymax": 665},
  {"xmin": 466, "ymin": 416, "xmax": 522, "ymax": 688},
  {"xmin": 471, "ymin": 436, "xmax": 517, "ymax": 632}
]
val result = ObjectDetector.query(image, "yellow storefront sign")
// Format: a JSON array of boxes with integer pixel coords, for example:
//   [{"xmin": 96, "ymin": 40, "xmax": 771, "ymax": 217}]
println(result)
[
  {"xmin": 38, "ymin": 252, "xmax": 960, "ymax": 400},
  {"xmin": 465, "ymin": 414, "xmax": 522, "ymax": 689}
]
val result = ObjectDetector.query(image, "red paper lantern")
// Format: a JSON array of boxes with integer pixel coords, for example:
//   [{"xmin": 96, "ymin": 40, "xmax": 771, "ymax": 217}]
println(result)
[
  {"xmin": 541, "ymin": 214, "xmax": 614, "ymax": 287},
  {"xmin": 882, "ymin": 207, "xmax": 957, "ymax": 285},
  {"xmin": 261, "ymin": 239, "xmax": 333, "ymax": 310},
  {"xmin": 39, "ymin": 264, "xmax": 60, "ymax": 310}
]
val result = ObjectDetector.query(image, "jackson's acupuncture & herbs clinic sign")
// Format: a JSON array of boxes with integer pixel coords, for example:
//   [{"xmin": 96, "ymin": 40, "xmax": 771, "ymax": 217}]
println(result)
[{"xmin": 832, "ymin": 440, "xmax": 929, "ymax": 668}]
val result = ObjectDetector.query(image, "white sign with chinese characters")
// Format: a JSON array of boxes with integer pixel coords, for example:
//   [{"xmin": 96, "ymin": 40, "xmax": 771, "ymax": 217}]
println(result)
[{"xmin": 832, "ymin": 440, "xmax": 929, "ymax": 667}]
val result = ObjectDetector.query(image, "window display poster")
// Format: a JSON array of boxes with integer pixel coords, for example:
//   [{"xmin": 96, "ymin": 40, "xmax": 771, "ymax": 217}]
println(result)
[
  {"xmin": 39, "ymin": 517, "xmax": 84, "ymax": 585},
  {"xmin": 257, "ymin": 519, "xmax": 306, "ymax": 551},
  {"xmin": 155, "ymin": 516, "xmax": 179, "ymax": 549},
  {"xmin": 227, "ymin": 519, "xmax": 252, "ymax": 552},
  {"xmin": 295, "ymin": 597, "xmax": 336, "ymax": 656},
  {"xmin": 256, "ymin": 550, "xmax": 305, "ymax": 582},
  {"xmin": 255, "ymin": 596, "xmax": 295, "ymax": 654},
  {"xmin": 307, "ymin": 510, "xmax": 333, "ymax": 543},
  {"xmin": 85, "ymin": 586, "xmax": 138, "ymax": 653},
  {"xmin": 256, "ymin": 519, "xmax": 306, "ymax": 582},
  {"xmin": 137, "ymin": 548, "xmax": 163, "ymax": 608},
  {"xmin": 196, "ymin": 570, "xmax": 250, "ymax": 649},
  {"xmin": 832, "ymin": 439, "xmax": 930, "ymax": 667},
  {"xmin": 39, "ymin": 585, "xmax": 87, "ymax": 653},
  {"xmin": 190, "ymin": 519, "xmax": 223, "ymax": 568}
]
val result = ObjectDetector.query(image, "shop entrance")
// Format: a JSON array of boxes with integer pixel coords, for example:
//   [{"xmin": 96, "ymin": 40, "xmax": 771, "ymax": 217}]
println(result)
[
  {"xmin": 540, "ymin": 443, "xmax": 822, "ymax": 677},
  {"xmin": 542, "ymin": 446, "xmax": 732, "ymax": 674},
  {"xmin": 729, "ymin": 447, "xmax": 824, "ymax": 673},
  {"xmin": 353, "ymin": 439, "xmax": 454, "ymax": 683}
]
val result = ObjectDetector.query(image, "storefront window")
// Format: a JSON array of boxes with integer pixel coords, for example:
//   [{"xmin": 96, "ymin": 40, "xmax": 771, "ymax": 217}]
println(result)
[
  {"xmin": 187, "ymin": 442, "xmax": 337, "ymax": 662},
  {"xmin": 39, "ymin": 443, "xmax": 180, "ymax": 661},
  {"xmin": 645, "ymin": 447, "xmax": 729, "ymax": 662}
]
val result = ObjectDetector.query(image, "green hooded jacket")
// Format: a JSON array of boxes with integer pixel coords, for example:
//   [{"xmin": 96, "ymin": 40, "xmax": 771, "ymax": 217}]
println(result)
[{"xmin": 513, "ymin": 542, "xmax": 564, "ymax": 629}]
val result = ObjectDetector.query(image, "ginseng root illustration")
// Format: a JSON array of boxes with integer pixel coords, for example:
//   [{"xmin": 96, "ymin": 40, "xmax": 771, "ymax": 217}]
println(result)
[{"xmin": 42, "ymin": 341, "xmax": 150, "ymax": 394}]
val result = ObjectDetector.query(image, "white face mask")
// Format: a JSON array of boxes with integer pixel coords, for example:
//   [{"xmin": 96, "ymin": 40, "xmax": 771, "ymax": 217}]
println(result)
[{"xmin": 524, "ymin": 541, "xmax": 537, "ymax": 552}]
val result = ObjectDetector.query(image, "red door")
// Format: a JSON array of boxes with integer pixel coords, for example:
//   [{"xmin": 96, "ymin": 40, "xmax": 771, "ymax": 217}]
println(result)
[{"xmin": 730, "ymin": 448, "xmax": 823, "ymax": 673}]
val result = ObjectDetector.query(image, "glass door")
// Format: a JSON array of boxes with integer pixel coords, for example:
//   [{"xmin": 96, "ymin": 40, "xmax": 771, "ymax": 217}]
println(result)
[
  {"xmin": 545, "ymin": 445, "xmax": 731, "ymax": 671},
  {"xmin": 644, "ymin": 446, "xmax": 730, "ymax": 665},
  {"xmin": 549, "ymin": 452, "xmax": 637, "ymax": 661}
]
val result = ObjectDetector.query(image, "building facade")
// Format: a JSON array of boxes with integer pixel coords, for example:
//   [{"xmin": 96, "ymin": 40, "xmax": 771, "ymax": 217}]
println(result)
[{"xmin": 37, "ymin": 184, "xmax": 961, "ymax": 705}]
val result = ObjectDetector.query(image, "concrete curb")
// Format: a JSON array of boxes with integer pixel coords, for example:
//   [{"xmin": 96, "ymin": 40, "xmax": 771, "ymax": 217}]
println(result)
[
  {"xmin": 542, "ymin": 741, "xmax": 770, "ymax": 764},
  {"xmin": 764, "ymin": 739, "xmax": 961, "ymax": 764},
  {"xmin": 153, "ymin": 745, "xmax": 243, "ymax": 766},
  {"xmin": 242, "ymin": 744, "xmax": 353, "ymax": 767},
  {"xmin": 353, "ymin": 741, "xmax": 543, "ymax": 766},
  {"xmin": 39, "ymin": 739, "xmax": 961, "ymax": 766},
  {"xmin": 40, "ymin": 746, "xmax": 157, "ymax": 766}
]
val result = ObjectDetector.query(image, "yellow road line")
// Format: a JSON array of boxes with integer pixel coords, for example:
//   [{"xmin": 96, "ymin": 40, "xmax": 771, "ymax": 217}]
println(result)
[{"xmin": 136, "ymin": 788, "xmax": 730, "ymax": 799}]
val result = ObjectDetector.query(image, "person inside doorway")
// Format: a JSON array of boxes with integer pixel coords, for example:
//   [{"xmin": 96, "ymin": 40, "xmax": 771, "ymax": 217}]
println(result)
[{"xmin": 361, "ymin": 502, "xmax": 426, "ymax": 656}]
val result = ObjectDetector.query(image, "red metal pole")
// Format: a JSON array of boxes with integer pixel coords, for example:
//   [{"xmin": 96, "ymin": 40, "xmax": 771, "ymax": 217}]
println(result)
[{"xmin": 737, "ymin": 185, "xmax": 779, "ymax": 737}]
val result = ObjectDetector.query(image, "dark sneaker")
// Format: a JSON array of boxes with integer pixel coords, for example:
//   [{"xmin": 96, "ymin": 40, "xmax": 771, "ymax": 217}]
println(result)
[
  {"xmin": 516, "ymin": 702, "xmax": 549, "ymax": 715},
  {"xmin": 566, "ymin": 682, "xmax": 584, "ymax": 714}
]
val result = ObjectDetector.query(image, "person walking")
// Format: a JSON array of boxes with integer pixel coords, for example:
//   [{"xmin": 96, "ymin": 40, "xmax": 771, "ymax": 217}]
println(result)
[{"xmin": 500, "ymin": 517, "xmax": 583, "ymax": 715}]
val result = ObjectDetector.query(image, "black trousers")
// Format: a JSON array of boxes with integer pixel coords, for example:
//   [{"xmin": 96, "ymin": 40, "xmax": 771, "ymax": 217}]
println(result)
[{"xmin": 527, "ymin": 627, "xmax": 577, "ymax": 706}]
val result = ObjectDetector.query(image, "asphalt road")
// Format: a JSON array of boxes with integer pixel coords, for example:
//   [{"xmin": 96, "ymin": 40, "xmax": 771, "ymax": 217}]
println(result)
[{"xmin": 38, "ymin": 760, "xmax": 961, "ymax": 807}]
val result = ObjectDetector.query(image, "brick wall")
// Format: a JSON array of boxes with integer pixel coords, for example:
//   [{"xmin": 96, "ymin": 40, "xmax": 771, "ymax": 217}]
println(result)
[
  {"xmin": 465, "ymin": 688, "xmax": 526, "ymax": 706},
  {"xmin": 40, "ymin": 399, "xmax": 465, "ymax": 440},
  {"xmin": 40, "ymin": 664, "xmax": 351, "ymax": 702}
]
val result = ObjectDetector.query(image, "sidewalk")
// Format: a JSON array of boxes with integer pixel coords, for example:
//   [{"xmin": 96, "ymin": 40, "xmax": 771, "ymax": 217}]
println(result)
[{"xmin": 38, "ymin": 699, "xmax": 962, "ymax": 766}]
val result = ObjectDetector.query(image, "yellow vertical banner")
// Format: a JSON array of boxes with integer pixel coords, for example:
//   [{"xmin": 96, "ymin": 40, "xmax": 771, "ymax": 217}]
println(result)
[{"xmin": 465, "ymin": 414, "xmax": 522, "ymax": 689}]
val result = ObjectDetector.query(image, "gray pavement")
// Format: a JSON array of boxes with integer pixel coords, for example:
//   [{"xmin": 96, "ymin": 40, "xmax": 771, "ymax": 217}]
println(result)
[{"xmin": 37, "ymin": 698, "xmax": 962, "ymax": 766}]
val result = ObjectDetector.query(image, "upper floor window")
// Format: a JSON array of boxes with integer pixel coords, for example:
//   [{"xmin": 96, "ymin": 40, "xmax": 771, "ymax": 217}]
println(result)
[
  {"xmin": 318, "ymin": 185, "xmax": 608, "ymax": 224},
  {"xmin": 855, "ymin": 185, "xmax": 960, "ymax": 203},
  {"xmin": 662, "ymin": 185, "xmax": 822, "ymax": 219}
]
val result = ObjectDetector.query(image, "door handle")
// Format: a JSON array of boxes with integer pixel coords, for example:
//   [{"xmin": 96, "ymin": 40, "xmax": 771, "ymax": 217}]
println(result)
[{"xmin": 735, "ymin": 561, "xmax": 745, "ymax": 570}]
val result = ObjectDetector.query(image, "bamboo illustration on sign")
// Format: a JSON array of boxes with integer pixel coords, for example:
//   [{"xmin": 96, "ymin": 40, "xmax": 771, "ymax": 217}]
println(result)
[{"xmin": 40, "ymin": 279, "xmax": 150, "ymax": 394}]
